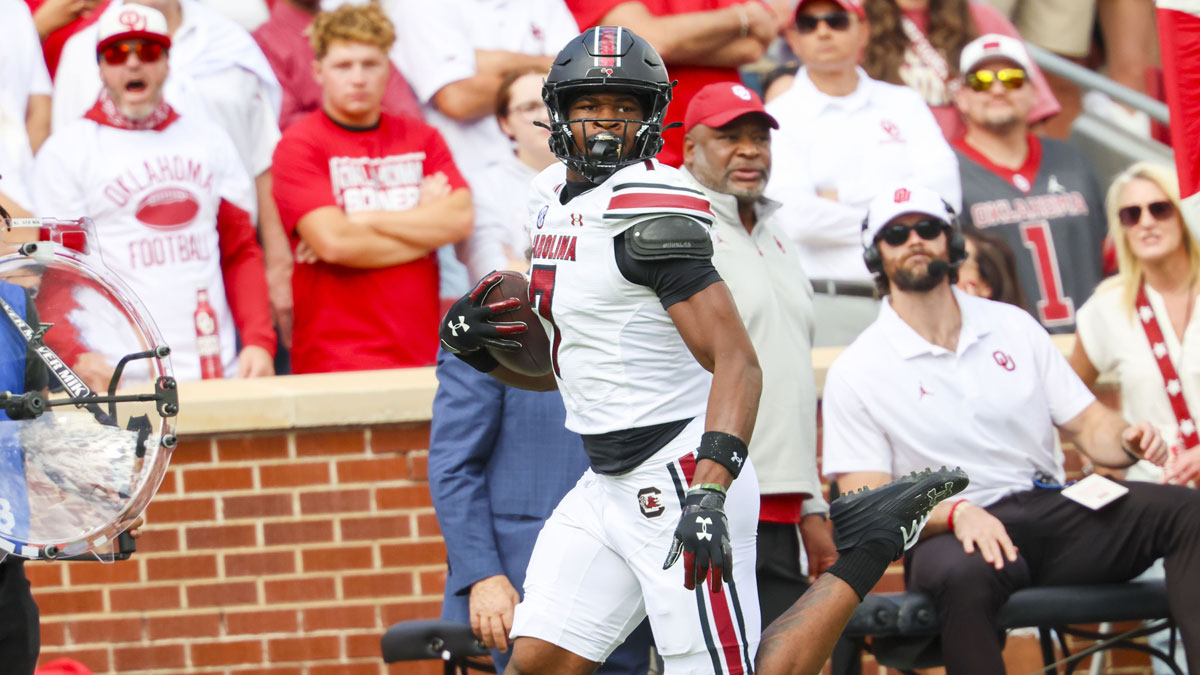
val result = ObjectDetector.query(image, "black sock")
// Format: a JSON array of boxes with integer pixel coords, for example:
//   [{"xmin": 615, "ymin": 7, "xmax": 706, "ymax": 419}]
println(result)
[{"xmin": 825, "ymin": 540, "xmax": 894, "ymax": 601}]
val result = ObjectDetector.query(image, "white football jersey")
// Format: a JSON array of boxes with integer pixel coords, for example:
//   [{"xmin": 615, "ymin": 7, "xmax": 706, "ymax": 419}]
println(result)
[
  {"xmin": 33, "ymin": 115, "xmax": 254, "ymax": 382},
  {"xmin": 527, "ymin": 160, "xmax": 717, "ymax": 436}
]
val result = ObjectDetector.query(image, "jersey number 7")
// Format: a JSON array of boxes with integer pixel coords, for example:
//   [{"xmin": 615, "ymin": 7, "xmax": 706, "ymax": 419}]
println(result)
[{"xmin": 529, "ymin": 264, "xmax": 563, "ymax": 377}]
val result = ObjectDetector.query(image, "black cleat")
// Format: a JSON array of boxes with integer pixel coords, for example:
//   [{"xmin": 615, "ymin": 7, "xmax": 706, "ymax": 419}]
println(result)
[{"xmin": 830, "ymin": 466, "xmax": 969, "ymax": 561}]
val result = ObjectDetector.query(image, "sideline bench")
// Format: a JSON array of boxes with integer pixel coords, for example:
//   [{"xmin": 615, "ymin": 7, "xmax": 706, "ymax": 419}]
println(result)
[
  {"xmin": 380, "ymin": 583, "xmax": 1179, "ymax": 674},
  {"xmin": 836, "ymin": 580, "xmax": 1181, "ymax": 675},
  {"xmin": 381, "ymin": 619, "xmax": 494, "ymax": 674}
]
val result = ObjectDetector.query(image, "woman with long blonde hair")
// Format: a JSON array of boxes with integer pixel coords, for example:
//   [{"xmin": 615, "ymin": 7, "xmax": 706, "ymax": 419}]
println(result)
[{"xmin": 1070, "ymin": 161, "xmax": 1200, "ymax": 487}]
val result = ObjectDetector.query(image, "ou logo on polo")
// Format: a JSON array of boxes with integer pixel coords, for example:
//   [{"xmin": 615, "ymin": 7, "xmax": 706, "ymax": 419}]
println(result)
[{"xmin": 993, "ymin": 350, "xmax": 1016, "ymax": 371}]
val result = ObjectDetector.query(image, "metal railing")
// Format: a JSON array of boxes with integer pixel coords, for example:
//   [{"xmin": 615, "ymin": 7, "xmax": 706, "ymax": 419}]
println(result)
[
  {"xmin": 1023, "ymin": 42, "xmax": 1173, "ymax": 186},
  {"xmin": 1025, "ymin": 42, "xmax": 1170, "ymax": 124}
]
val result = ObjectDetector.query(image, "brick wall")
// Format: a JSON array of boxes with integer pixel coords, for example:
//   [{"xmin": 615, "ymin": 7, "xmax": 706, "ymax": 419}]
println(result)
[{"xmin": 29, "ymin": 423, "xmax": 448, "ymax": 675}]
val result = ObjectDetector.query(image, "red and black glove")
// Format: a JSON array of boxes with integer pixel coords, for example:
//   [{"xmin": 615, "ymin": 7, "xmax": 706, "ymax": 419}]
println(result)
[
  {"xmin": 663, "ymin": 484, "xmax": 733, "ymax": 593},
  {"xmin": 439, "ymin": 271, "xmax": 526, "ymax": 372}
]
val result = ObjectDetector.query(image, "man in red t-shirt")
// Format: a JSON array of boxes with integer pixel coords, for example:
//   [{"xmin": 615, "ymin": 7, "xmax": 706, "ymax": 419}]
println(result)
[
  {"xmin": 272, "ymin": 3, "xmax": 473, "ymax": 374},
  {"xmin": 566, "ymin": 0, "xmax": 785, "ymax": 166},
  {"xmin": 252, "ymin": 0, "xmax": 422, "ymax": 131}
]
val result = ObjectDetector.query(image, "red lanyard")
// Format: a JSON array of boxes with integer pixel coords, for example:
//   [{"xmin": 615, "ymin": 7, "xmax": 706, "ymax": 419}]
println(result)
[{"xmin": 1136, "ymin": 282, "xmax": 1199, "ymax": 449}]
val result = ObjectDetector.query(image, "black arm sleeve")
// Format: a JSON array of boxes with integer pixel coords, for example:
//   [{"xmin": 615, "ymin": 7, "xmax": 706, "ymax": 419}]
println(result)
[
  {"xmin": 24, "ymin": 292, "xmax": 48, "ymax": 393},
  {"xmin": 613, "ymin": 228, "xmax": 723, "ymax": 309}
]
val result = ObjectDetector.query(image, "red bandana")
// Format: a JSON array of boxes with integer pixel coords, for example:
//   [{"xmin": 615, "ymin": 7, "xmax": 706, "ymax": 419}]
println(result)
[{"xmin": 83, "ymin": 91, "xmax": 179, "ymax": 131}]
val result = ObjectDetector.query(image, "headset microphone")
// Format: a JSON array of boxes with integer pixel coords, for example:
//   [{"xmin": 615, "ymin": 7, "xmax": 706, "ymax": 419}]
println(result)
[{"xmin": 927, "ymin": 259, "xmax": 950, "ymax": 283}]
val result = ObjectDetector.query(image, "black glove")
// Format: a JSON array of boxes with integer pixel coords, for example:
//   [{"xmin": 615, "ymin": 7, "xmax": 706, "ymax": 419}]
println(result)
[
  {"xmin": 663, "ymin": 484, "xmax": 733, "ymax": 593},
  {"xmin": 439, "ymin": 271, "xmax": 527, "ymax": 371}
]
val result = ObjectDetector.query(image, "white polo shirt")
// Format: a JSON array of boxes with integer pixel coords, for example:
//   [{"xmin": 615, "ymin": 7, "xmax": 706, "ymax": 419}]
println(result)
[
  {"xmin": 1077, "ymin": 279, "xmax": 1200, "ymax": 482},
  {"xmin": 764, "ymin": 67, "xmax": 961, "ymax": 282},
  {"xmin": 822, "ymin": 288, "xmax": 1095, "ymax": 506},
  {"xmin": 683, "ymin": 169, "xmax": 823, "ymax": 501}
]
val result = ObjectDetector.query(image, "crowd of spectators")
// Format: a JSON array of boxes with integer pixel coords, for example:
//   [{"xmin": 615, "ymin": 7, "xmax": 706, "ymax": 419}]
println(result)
[{"xmin": 0, "ymin": 0, "xmax": 1166, "ymax": 380}]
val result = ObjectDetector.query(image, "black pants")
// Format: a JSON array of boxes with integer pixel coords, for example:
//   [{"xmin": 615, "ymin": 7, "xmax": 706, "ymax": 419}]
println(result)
[
  {"xmin": 756, "ymin": 521, "xmax": 811, "ymax": 627},
  {"xmin": 905, "ymin": 482, "xmax": 1200, "ymax": 675},
  {"xmin": 0, "ymin": 559, "xmax": 39, "ymax": 675}
]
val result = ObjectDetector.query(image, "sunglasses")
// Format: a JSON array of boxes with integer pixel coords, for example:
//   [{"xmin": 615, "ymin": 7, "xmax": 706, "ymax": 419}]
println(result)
[
  {"xmin": 1118, "ymin": 200, "xmax": 1176, "ymax": 227},
  {"xmin": 795, "ymin": 11, "xmax": 852, "ymax": 33},
  {"xmin": 878, "ymin": 219, "xmax": 946, "ymax": 247},
  {"xmin": 965, "ymin": 68, "xmax": 1027, "ymax": 92},
  {"xmin": 101, "ymin": 41, "xmax": 165, "ymax": 66}
]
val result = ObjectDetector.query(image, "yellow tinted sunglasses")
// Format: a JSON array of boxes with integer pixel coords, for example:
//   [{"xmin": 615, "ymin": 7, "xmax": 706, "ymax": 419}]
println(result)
[{"xmin": 965, "ymin": 68, "xmax": 1027, "ymax": 92}]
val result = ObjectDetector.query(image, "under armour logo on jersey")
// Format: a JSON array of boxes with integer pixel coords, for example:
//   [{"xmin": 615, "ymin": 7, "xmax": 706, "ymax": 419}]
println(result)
[
  {"xmin": 894, "ymin": 188, "xmax": 911, "ymax": 203},
  {"xmin": 119, "ymin": 8, "xmax": 148, "ymax": 30},
  {"xmin": 570, "ymin": 213, "xmax": 583, "ymax": 227},
  {"xmin": 446, "ymin": 316, "xmax": 470, "ymax": 336},
  {"xmin": 695, "ymin": 517, "xmax": 713, "ymax": 541}
]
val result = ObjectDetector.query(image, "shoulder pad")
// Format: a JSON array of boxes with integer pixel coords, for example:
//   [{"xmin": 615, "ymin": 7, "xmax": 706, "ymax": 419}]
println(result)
[{"xmin": 625, "ymin": 216, "xmax": 713, "ymax": 261}]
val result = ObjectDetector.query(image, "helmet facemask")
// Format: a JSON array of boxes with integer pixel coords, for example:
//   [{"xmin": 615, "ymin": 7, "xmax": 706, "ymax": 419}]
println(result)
[
  {"xmin": 541, "ymin": 27, "xmax": 675, "ymax": 183},
  {"xmin": 543, "ymin": 84, "xmax": 670, "ymax": 183}
]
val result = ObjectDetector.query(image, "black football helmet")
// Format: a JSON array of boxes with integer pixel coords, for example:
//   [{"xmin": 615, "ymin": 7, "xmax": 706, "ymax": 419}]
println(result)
[{"xmin": 542, "ymin": 27, "xmax": 674, "ymax": 182}]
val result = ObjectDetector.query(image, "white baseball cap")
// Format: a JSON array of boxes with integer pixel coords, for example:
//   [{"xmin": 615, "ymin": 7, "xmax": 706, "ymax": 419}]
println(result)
[
  {"xmin": 863, "ymin": 185, "xmax": 954, "ymax": 244},
  {"xmin": 959, "ymin": 34, "xmax": 1034, "ymax": 75},
  {"xmin": 97, "ymin": 4, "xmax": 172, "ymax": 56}
]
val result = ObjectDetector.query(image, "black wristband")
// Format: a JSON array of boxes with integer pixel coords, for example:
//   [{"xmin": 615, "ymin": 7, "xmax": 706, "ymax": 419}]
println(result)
[
  {"xmin": 696, "ymin": 431, "xmax": 747, "ymax": 479},
  {"xmin": 454, "ymin": 349, "xmax": 500, "ymax": 373}
]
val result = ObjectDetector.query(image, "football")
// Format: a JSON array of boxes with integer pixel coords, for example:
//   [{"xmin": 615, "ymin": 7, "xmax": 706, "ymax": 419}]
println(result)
[{"xmin": 482, "ymin": 271, "xmax": 553, "ymax": 377}]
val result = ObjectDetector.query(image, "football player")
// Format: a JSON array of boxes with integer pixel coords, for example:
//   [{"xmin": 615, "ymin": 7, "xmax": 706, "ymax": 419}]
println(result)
[{"xmin": 440, "ymin": 27, "xmax": 968, "ymax": 675}]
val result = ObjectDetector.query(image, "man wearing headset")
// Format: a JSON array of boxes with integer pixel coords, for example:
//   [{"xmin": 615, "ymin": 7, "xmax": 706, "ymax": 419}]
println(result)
[{"xmin": 820, "ymin": 183, "xmax": 1200, "ymax": 675}]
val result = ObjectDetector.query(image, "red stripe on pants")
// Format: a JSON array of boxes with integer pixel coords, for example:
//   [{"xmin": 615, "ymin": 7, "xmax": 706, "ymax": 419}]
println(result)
[
  {"xmin": 679, "ymin": 452, "xmax": 697, "ymax": 485},
  {"xmin": 707, "ymin": 587, "xmax": 746, "ymax": 674}
]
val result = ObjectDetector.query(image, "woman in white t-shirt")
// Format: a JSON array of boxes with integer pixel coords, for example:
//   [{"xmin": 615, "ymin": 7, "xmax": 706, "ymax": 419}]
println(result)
[
  {"xmin": 1070, "ymin": 161, "xmax": 1200, "ymax": 488},
  {"xmin": 459, "ymin": 69, "xmax": 559, "ymax": 280}
]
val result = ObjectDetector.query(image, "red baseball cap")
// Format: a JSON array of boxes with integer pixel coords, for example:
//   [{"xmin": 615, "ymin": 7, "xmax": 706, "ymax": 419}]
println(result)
[
  {"xmin": 683, "ymin": 82, "xmax": 779, "ymax": 135},
  {"xmin": 794, "ymin": 0, "xmax": 866, "ymax": 19}
]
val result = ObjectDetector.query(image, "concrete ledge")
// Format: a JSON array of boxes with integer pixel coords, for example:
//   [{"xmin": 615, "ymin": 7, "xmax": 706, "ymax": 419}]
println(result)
[
  {"xmin": 174, "ymin": 367, "xmax": 439, "ymax": 435},
  {"xmin": 172, "ymin": 335, "xmax": 1093, "ymax": 436}
]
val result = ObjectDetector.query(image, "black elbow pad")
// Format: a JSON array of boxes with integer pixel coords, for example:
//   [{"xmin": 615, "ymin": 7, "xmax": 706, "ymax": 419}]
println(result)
[{"xmin": 625, "ymin": 216, "xmax": 714, "ymax": 261}]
